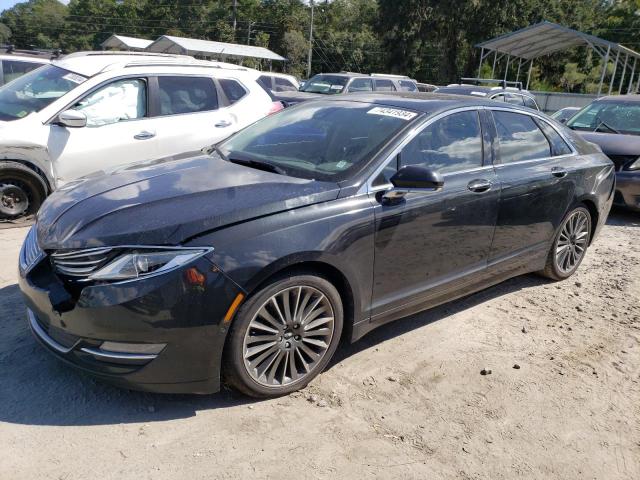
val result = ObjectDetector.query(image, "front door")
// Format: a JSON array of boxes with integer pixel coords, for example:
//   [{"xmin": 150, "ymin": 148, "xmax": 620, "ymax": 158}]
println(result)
[
  {"xmin": 370, "ymin": 109, "xmax": 500, "ymax": 322},
  {"xmin": 47, "ymin": 77, "xmax": 159, "ymax": 186}
]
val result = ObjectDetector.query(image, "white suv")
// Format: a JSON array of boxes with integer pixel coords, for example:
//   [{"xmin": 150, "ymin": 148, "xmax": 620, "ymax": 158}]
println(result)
[{"xmin": 0, "ymin": 51, "xmax": 279, "ymax": 219}]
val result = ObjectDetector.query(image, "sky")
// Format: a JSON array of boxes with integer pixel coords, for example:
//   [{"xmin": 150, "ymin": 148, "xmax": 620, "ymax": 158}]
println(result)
[{"xmin": 0, "ymin": 0, "xmax": 68, "ymax": 13}]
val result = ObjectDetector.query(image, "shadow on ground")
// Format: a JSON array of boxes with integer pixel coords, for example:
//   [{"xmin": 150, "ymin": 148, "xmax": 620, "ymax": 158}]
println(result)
[{"xmin": 0, "ymin": 270, "xmax": 548, "ymax": 428}]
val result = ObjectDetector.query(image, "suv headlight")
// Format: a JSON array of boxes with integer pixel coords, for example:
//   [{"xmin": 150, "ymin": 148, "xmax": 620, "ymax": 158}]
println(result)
[{"xmin": 88, "ymin": 248, "xmax": 212, "ymax": 281}]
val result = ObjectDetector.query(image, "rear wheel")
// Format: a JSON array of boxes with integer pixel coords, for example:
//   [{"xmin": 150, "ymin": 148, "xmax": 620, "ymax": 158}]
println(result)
[
  {"xmin": 539, "ymin": 206, "xmax": 591, "ymax": 280},
  {"xmin": 224, "ymin": 273, "xmax": 343, "ymax": 398},
  {"xmin": 0, "ymin": 161, "xmax": 47, "ymax": 220}
]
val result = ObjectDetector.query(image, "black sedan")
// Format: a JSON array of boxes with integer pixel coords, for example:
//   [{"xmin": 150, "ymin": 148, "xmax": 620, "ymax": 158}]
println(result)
[
  {"xmin": 565, "ymin": 95, "xmax": 640, "ymax": 212},
  {"xmin": 18, "ymin": 94, "xmax": 615, "ymax": 397}
]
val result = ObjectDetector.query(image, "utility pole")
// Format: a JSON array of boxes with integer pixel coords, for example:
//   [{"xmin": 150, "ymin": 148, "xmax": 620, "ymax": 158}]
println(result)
[
  {"xmin": 247, "ymin": 21, "xmax": 254, "ymax": 45},
  {"xmin": 232, "ymin": 0, "xmax": 237, "ymax": 41},
  {"xmin": 307, "ymin": 0, "xmax": 314, "ymax": 79}
]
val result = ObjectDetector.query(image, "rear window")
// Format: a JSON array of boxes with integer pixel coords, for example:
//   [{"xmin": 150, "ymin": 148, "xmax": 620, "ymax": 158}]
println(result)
[
  {"xmin": 218, "ymin": 101, "xmax": 418, "ymax": 181},
  {"xmin": 158, "ymin": 76, "xmax": 217, "ymax": 115},
  {"xmin": 2, "ymin": 60, "xmax": 43, "ymax": 84},
  {"xmin": 399, "ymin": 80, "xmax": 417, "ymax": 92},
  {"xmin": 375, "ymin": 79, "xmax": 396, "ymax": 92},
  {"xmin": 219, "ymin": 79, "xmax": 247, "ymax": 104},
  {"xmin": 274, "ymin": 77, "xmax": 298, "ymax": 92}
]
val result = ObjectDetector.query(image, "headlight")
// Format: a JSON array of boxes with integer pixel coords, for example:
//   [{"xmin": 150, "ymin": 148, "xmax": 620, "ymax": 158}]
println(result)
[
  {"xmin": 628, "ymin": 157, "xmax": 640, "ymax": 171},
  {"xmin": 88, "ymin": 248, "xmax": 211, "ymax": 281}
]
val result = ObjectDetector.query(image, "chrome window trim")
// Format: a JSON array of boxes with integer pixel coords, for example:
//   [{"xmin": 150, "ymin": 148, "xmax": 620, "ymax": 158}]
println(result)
[{"xmin": 365, "ymin": 106, "xmax": 487, "ymax": 194}]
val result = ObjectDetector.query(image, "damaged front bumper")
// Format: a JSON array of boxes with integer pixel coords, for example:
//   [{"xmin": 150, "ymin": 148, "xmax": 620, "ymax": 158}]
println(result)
[{"xmin": 18, "ymin": 248, "xmax": 243, "ymax": 394}]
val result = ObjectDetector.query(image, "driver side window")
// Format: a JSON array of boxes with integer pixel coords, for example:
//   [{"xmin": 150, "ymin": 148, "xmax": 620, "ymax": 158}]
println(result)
[
  {"xmin": 401, "ymin": 110, "xmax": 483, "ymax": 173},
  {"xmin": 73, "ymin": 78, "xmax": 147, "ymax": 127}
]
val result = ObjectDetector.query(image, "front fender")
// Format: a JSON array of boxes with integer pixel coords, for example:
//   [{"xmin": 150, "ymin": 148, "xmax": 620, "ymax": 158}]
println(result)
[{"xmin": 187, "ymin": 194, "xmax": 376, "ymax": 327}]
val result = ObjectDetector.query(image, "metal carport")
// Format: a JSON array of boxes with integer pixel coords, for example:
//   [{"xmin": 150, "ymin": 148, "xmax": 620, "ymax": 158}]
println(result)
[
  {"xmin": 476, "ymin": 21, "xmax": 640, "ymax": 95},
  {"xmin": 101, "ymin": 34, "xmax": 153, "ymax": 51},
  {"xmin": 145, "ymin": 35, "xmax": 286, "ymax": 63}
]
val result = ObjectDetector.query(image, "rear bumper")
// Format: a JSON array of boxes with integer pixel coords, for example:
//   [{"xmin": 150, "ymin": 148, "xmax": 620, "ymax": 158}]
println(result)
[
  {"xmin": 19, "ymin": 255, "xmax": 243, "ymax": 394},
  {"xmin": 614, "ymin": 171, "xmax": 640, "ymax": 212}
]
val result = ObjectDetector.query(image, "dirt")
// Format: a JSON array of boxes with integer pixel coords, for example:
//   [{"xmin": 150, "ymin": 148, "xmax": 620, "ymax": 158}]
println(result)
[{"xmin": 0, "ymin": 211, "xmax": 638, "ymax": 480}]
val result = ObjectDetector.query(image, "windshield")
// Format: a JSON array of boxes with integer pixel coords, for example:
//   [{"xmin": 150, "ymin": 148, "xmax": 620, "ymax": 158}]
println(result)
[
  {"xmin": 0, "ymin": 65, "xmax": 86, "ymax": 121},
  {"xmin": 566, "ymin": 100, "xmax": 640, "ymax": 135},
  {"xmin": 218, "ymin": 100, "xmax": 419, "ymax": 181},
  {"xmin": 300, "ymin": 75, "xmax": 349, "ymax": 94}
]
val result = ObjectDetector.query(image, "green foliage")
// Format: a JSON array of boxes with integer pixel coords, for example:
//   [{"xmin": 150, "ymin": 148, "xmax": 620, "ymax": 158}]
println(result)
[{"xmin": 0, "ymin": 0, "xmax": 636, "ymax": 90}]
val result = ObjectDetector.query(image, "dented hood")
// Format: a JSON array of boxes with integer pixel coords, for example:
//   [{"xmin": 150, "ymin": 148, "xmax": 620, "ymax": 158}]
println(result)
[{"xmin": 36, "ymin": 153, "xmax": 340, "ymax": 249}]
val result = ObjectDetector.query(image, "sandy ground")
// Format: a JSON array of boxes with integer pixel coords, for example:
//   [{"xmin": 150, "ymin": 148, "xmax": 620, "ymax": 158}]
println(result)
[{"xmin": 0, "ymin": 210, "xmax": 638, "ymax": 480}]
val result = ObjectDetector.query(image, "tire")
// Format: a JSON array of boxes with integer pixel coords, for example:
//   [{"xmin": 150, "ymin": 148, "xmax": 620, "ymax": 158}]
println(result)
[
  {"xmin": 539, "ymin": 206, "xmax": 592, "ymax": 281},
  {"xmin": 223, "ymin": 273, "xmax": 343, "ymax": 398},
  {"xmin": 0, "ymin": 161, "xmax": 47, "ymax": 220}
]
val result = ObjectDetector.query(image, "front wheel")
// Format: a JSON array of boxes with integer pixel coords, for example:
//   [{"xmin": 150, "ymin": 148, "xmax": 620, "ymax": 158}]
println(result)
[
  {"xmin": 224, "ymin": 274, "xmax": 343, "ymax": 398},
  {"xmin": 0, "ymin": 162, "xmax": 47, "ymax": 220},
  {"xmin": 539, "ymin": 206, "xmax": 592, "ymax": 280}
]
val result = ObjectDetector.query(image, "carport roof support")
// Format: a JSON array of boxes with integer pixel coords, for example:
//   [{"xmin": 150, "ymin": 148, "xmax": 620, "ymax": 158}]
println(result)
[{"xmin": 145, "ymin": 35, "xmax": 286, "ymax": 61}]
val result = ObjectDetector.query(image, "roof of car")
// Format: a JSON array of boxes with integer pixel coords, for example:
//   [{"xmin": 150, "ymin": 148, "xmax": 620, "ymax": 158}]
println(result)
[
  {"xmin": 52, "ymin": 51, "xmax": 220, "ymax": 77},
  {"xmin": 0, "ymin": 54, "xmax": 50, "ymax": 63},
  {"xmin": 435, "ymin": 85, "xmax": 533, "ymax": 96},
  {"xmin": 318, "ymin": 92, "xmax": 519, "ymax": 113},
  {"xmin": 597, "ymin": 94, "xmax": 640, "ymax": 102}
]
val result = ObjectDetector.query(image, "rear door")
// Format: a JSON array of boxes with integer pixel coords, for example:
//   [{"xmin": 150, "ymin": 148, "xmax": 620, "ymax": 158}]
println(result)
[
  {"xmin": 150, "ymin": 75, "xmax": 234, "ymax": 157},
  {"xmin": 488, "ymin": 109, "xmax": 576, "ymax": 263}
]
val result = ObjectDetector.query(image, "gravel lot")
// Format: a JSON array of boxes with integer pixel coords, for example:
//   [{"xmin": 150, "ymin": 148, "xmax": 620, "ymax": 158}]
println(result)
[{"xmin": 0, "ymin": 211, "xmax": 638, "ymax": 480}]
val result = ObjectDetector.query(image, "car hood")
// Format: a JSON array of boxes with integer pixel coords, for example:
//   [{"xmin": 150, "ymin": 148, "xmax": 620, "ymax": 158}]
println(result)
[
  {"xmin": 575, "ymin": 131, "xmax": 640, "ymax": 156},
  {"xmin": 36, "ymin": 153, "xmax": 340, "ymax": 249}
]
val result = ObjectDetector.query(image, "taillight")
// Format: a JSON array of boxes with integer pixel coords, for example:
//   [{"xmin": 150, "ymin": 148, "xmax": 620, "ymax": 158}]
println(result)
[{"xmin": 268, "ymin": 101, "xmax": 284, "ymax": 115}]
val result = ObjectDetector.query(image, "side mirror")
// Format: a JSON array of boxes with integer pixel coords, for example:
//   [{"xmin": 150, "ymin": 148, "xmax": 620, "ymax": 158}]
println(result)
[
  {"xmin": 56, "ymin": 109, "xmax": 87, "ymax": 128},
  {"xmin": 382, "ymin": 165, "xmax": 444, "ymax": 203}
]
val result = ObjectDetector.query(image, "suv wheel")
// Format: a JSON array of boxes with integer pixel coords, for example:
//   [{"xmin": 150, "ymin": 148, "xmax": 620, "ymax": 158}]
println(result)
[
  {"xmin": 539, "ymin": 206, "xmax": 591, "ymax": 280},
  {"xmin": 0, "ymin": 161, "xmax": 47, "ymax": 220},
  {"xmin": 224, "ymin": 273, "xmax": 343, "ymax": 398}
]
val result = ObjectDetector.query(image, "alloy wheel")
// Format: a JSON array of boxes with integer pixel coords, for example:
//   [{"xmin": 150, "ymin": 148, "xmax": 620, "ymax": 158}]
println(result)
[
  {"xmin": 242, "ymin": 285, "xmax": 335, "ymax": 387},
  {"xmin": 555, "ymin": 209, "xmax": 589, "ymax": 274}
]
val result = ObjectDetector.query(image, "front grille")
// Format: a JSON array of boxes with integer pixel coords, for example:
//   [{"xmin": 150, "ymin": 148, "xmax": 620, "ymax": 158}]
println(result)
[
  {"xmin": 20, "ymin": 226, "xmax": 44, "ymax": 272},
  {"xmin": 50, "ymin": 247, "xmax": 114, "ymax": 278},
  {"xmin": 607, "ymin": 155, "xmax": 636, "ymax": 171}
]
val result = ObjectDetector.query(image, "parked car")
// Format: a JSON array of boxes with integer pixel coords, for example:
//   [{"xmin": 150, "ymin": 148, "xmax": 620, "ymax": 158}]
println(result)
[
  {"xmin": 0, "ymin": 51, "xmax": 280, "ymax": 220},
  {"xmin": 0, "ymin": 46, "xmax": 57, "ymax": 85},
  {"xmin": 565, "ymin": 95, "xmax": 640, "ymax": 212},
  {"xmin": 255, "ymin": 71, "xmax": 299, "ymax": 93},
  {"xmin": 272, "ymin": 72, "xmax": 419, "ymax": 106},
  {"xmin": 19, "ymin": 93, "xmax": 614, "ymax": 397},
  {"xmin": 0, "ymin": 53, "xmax": 50, "ymax": 85},
  {"xmin": 551, "ymin": 107, "xmax": 580, "ymax": 124},
  {"xmin": 417, "ymin": 82, "xmax": 438, "ymax": 92},
  {"xmin": 435, "ymin": 78, "xmax": 540, "ymax": 110}
]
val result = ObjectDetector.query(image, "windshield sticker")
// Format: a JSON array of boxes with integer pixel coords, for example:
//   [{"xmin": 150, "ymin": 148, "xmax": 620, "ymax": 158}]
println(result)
[
  {"xmin": 367, "ymin": 107, "xmax": 417, "ymax": 121},
  {"xmin": 470, "ymin": 91, "xmax": 487, "ymax": 96},
  {"xmin": 62, "ymin": 73, "xmax": 87, "ymax": 84}
]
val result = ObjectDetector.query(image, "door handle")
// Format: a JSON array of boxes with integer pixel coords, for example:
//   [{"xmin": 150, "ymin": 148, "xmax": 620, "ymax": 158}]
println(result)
[
  {"xmin": 467, "ymin": 179, "xmax": 492, "ymax": 193},
  {"xmin": 551, "ymin": 167, "xmax": 568, "ymax": 178},
  {"xmin": 134, "ymin": 131, "xmax": 155, "ymax": 140},
  {"xmin": 215, "ymin": 120, "xmax": 232, "ymax": 128}
]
